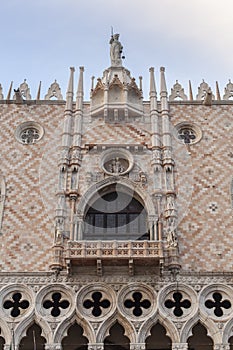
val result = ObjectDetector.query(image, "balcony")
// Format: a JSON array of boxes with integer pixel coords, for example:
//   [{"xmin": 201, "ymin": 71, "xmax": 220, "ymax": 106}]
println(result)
[{"xmin": 64, "ymin": 240, "xmax": 161, "ymax": 275}]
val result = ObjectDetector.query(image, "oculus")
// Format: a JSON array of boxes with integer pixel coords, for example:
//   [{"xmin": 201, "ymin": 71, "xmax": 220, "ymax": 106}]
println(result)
[
  {"xmin": 15, "ymin": 121, "xmax": 44, "ymax": 144},
  {"xmin": 175, "ymin": 122, "xmax": 202, "ymax": 145}
]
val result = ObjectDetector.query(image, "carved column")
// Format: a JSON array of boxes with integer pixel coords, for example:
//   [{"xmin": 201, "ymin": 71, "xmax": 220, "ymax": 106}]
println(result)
[
  {"xmin": 160, "ymin": 67, "xmax": 180, "ymax": 272},
  {"xmin": 172, "ymin": 343, "xmax": 188, "ymax": 350}
]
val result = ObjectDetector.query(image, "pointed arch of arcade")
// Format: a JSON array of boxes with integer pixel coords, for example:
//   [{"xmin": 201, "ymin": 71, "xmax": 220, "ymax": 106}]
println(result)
[
  {"xmin": 54, "ymin": 314, "xmax": 95, "ymax": 344},
  {"xmin": 0, "ymin": 318, "xmax": 12, "ymax": 344},
  {"xmin": 180, "ymin": 313, "xmax": 222, "ymax": 344},
  {"xmin": 96, "ymin": 312, "xmax": 136, "ymax": 344},
  {"xmin": 14, "ymin": 315, "xmax": 52, "ymax": 345},
  {"xmin": 139, "ymin": 314, "xmax": 179, "ymax": 343},
  {"xmin": 222, "ymin": 317, "xmax": 233, "ymax": 344},
  {"xmin": 76, "ymin": 176, "xmax": 157, "ymax": 240}
]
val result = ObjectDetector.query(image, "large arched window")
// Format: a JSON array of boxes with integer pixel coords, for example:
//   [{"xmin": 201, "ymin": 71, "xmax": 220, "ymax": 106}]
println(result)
[{"xmin": 84, "ymin": 185, "xmax": 148, "ymax": 241}]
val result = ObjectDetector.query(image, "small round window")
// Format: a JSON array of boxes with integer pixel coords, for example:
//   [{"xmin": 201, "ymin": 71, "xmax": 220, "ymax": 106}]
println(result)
[
  {"xmin": 15, "ymin": 121, "xmax": 44, "ymax": 144},
  {"xmin": 175, "ymin": 122, "xmax": 202, "ymax": 145}
]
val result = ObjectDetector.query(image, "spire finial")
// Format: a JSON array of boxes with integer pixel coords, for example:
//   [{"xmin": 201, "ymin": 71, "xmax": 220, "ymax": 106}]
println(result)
[
  {"xmin": 149, "ymin": 67, "xmax": 157, "ymax": 94},
  {"xmin": 189, "ymin": 80, "xmax": 193, "ymax": 101},
  {"xmin": 7, "ymin": 81, "xmax": 13, "ymax": 101},
  {"xmin": 216, "ymin": 81, "xmax": 221, "ymax": 100},
  {"xmin": 76, "ymin": 66, "xmax": 84, "ymax": 110},
  {"xmin": 160, "ymin": 67, "xmax": 167, "ymax": 95},
  {"xmin": 36, "ymin": 81, "xmax": 41, "ymax": 101},
  {"xmin": 149, "ymin": 67, "xmax": 157, "ymax": 110},
  {"xmin": 65, "ymin": 67, "xmax": 75, "ymax": 110}
]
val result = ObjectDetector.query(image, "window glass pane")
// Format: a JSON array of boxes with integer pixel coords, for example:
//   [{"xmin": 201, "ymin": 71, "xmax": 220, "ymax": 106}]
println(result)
[{"xmin": 107, "ymin": 214, "xmax": 116, "ymax": 228}]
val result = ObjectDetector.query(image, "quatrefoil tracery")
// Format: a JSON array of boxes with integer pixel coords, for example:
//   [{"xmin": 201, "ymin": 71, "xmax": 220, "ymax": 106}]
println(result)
[
  {"xmin": 43, "ymin": 292, "xmax": 70, "ymax": 317},
  {"xmin": 124, "ymin": 291, "xmax": 151, "ymax": 317},
  {"xmin": 3, "ymin": 292, "xmax": 30, "ymax": 317},
  {"xmin": 164, "ymin": 292, "xmax": 191, "ymax": 317},
  {"xmin": 83, "ymin": 291, "xmax": 111, "ymax": 317},
  {"xmin": 205, "ymin": 292, "xmax": 231, "ymax": 317}
]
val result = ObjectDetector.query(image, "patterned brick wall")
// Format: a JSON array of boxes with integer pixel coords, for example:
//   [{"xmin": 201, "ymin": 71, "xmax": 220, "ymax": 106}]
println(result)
[
  {"xmin": 0, "ymin": 100, "xmax": 233, "ymax": 273},
  {"xmin": 170, "ymin": 103, "xmax": 233, "ymax": 271},
  {"xmin": 0, "ymin": 102, "xmax": 64, "ymax": 272}
]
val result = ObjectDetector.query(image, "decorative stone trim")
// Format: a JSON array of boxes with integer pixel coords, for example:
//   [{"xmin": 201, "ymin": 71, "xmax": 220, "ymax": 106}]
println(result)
[
  {"xmin": 15, "ymin": 121, "xmax": 44, "ymax": 144},
  {"xmin": 175, "ymin": 122, "xmax": 202, "ymax": 145},
  {"xmin": 100, "ymin": 148, "xmax": 134, "ymax": 176}
]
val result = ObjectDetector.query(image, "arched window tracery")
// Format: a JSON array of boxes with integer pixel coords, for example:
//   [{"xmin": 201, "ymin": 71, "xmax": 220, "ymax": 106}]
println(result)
[{"xmin": 84, "ymin": 185, "xmax": 148, "ymax": 241}]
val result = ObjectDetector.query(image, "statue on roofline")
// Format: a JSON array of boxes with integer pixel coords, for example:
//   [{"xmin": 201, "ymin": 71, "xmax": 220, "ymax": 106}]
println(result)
[{"xmin": 109, "ymin": 32, "xmax": 123, "ymax": 67}]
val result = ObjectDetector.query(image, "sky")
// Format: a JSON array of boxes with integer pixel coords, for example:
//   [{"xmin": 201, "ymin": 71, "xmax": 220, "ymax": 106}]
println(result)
[{"xmin": 1, "ymin": 0, "xmax": 233, "ymax": 100}]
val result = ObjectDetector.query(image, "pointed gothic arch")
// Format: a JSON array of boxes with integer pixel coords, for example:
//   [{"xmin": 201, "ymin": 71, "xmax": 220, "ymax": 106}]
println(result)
[
  {"xmin": 61, "ymin": 322, "xmax": 88, "ymax": 350},
  {"xmin": 140, "ymin": 315, "xmax": 179, "ymax": 343},
  {"xmin": 18, "ymin": 323, "xmax": 46, "ymax": 350},
  {"xmin": 76, "ymin": 177, "xmax": 157, "ymax": 241},
  {"xmin": 96, "ymin": 312, "xmax": 136, "ymax": 344},
  {"xmin": 14, "ymin": 316, "xmax": 52, "ymax": 345},
  {"xmin": 187, "ymin": 322, "xmax": 213, "ymax": 350},
  {"xmin": 54, "ymin": 314, "xmax": 94, "ymax": 344},
  {"xmin": 145, "ymin": 322, "xmax": 172, "ymax": 350},
  {"xmin": 180, "ymin": 312, "xmax": 221, "ymax": 344},
  {"xmin": 104, "ymin": 321, "xmax": 130, "ymax": 350}
]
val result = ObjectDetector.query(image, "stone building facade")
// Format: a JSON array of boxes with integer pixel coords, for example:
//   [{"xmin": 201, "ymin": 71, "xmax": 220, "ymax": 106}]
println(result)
[{"xmin": 0, "ymin": 34, "xmax": 233, "ymax": 350}]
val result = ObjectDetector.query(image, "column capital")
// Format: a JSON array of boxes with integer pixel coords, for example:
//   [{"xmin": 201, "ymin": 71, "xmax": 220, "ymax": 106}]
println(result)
[
  {"xmin": 45, "ymin": 343, "xmax": 63, "ymax": 350},
  {"xmin": 88, "ymin": 343, "xmax": 104, "ymax": 350},
  {"xmin": 172, "ymin": 343, "xmax": 188, "ymax": 350},
  {"xmin": 214, "ymin": 344, "xmax": 230, "ymax": 350},
  {"xmin": 130, "ymin": 343, "xmax": 146, "ymax": 350}
]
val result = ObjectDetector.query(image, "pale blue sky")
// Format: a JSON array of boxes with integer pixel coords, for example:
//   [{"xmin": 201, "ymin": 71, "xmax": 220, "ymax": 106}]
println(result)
[{"xmin": 1, "ymin": 0, "xmax": 233, "ymax": 100}]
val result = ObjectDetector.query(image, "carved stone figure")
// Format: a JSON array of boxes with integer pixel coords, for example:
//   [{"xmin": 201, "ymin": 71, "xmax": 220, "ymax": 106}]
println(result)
[
  {"xmin": 109, "ymin": 33, "xmax": 123, "ymax": 67},
  {"xmin": 109, "ymin": 157, "xmax": 124, "ymax": 173},
  {"xmin": 166, "ymin": 229, "xmax": 178, "ymax": 248}
]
